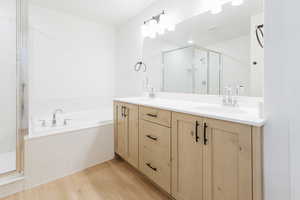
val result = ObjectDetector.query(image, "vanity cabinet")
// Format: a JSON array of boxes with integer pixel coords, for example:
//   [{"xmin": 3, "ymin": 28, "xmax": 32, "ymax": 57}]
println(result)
[
  {"xmin": 203, "ymin": 118, "xmax": 253, "ymax": 200},
  {"xmin": 171, "ymin": 113, "xmax": 205, "ymax": 200},
  {"xmin": 114, "ymin": 102, "xmax": 139, "ymax": 168},
  {"xmin": 113, "ymin": 101, "xmax": 263, "ymax": 200},
  {"xmin": 172, "ymin": 113, "xmax": 256, "ymax": 200}
]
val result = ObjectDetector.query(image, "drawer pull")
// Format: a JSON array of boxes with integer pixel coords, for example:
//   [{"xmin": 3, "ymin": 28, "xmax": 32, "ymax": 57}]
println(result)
[
  {"xmin": 146, "ymin": 163, "xmax": 157, "ymax": 171},
  {"xmin": 121, "ymin": 106, "xmax": 127, "ymax": 118},
  {"xmin": 146, "ymin": 113, "xmax": 158, "ymax": 118},
  {"xmin": 195, "ymin": 121, "xmax": 200, "ymax": 143},
  {"xmin": 204, "ymin": 122, "xmax": 208, "ymax": 145},
  {"xmin": 146, "ymin": 135, "xmax": 158, "ymax": 141}
]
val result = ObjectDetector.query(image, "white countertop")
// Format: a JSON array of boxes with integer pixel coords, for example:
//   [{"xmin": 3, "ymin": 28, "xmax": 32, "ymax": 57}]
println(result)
[{"xmin": 114, "ymin": 97, "xmax": 266, "ymax": 127}]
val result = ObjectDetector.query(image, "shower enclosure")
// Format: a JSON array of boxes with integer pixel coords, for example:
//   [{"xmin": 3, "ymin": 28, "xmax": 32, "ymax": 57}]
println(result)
[
  {"xmin": 162, "ymin": 45, "xmax": 222, "ymax": 95},
  {"xmin": 0, "ymin": 0, "xmax": 26, "ymax": 178}
]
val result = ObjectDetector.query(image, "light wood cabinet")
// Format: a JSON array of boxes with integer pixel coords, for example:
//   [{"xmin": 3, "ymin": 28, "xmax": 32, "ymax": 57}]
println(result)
[
  {"xmin": 139, "ymin": 119, "xmax": 171, "ymax": 193},
  {"xmin": 172, "ymin": 113, "xmax": 261, "ymax": 200},
  {"xmin": 114, "ymin": 102, "xmax": 263, "ymax": 200},
  {"xmin": 203, "ymin": 118, "xmax": 253, "ymax": 200},
  {"xmin": 171, "ymin": 113, "xmax": 205, "ymax": 200},
  {"xmin": 114, "ymin": 102, "xmax": 139, "ymax": 168}
]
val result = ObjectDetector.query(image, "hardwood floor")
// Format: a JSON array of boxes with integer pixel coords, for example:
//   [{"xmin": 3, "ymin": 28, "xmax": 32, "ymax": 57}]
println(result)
[{"xmin": 2, "ymin": 159, "xmax": 170, "ymax": 200}]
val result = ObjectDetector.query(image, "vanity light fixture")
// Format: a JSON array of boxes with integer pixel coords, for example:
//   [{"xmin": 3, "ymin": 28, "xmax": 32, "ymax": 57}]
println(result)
[
  {"xmin": 232, "ymin": 0, "xmax": 244, "ymax": 6},
  {"xmin": 188, "ymin": 40, "xmax": 194, "ymax": 44},
  {"xmin": 141, "ymin": 10, "xmax": 176, "ymax": 38}
]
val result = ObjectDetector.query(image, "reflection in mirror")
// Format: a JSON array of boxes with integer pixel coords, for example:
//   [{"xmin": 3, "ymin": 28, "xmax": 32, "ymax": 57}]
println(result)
[{"xmin": 142, "ymin": 0, "xmax": 264, "ymax": 97}]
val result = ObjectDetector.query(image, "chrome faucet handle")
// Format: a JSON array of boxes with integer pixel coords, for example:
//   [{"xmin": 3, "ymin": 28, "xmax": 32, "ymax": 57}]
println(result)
[{"xmin": 64, "ymin": 119, "xmax": 72, "ymax": 126}]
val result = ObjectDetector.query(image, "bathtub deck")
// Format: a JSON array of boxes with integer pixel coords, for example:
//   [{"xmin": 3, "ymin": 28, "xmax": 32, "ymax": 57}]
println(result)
[
  {"xmin": 1, "ymin": 159, "xmax": 170, "ymax": 200},
  {"xmin": 0, "ymin": 152, "xmax": 16, "ymax": 175}
]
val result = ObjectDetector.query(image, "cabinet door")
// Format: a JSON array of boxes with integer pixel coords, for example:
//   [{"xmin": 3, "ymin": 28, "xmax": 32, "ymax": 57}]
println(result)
[
  {"xmin": 114, "ymin": 102, "xmax": 127, "ymax": 158},
  {"xmin": 171, "ymin": 113, "xmax": 204, "ymax": 200},
  {"xmin": 124, "ymin": 103, "xmax": 139, "ymax": 168},
  {"xmin": 203, "ymin": 119, "xmax": 252, "ymax": 200},
  {"xmin": 114, "ymin": 102, "xmax": 139, "ymax": 168}
]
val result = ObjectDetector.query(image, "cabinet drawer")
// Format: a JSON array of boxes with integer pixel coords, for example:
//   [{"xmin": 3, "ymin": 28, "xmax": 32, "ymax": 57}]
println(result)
[
  {"xmin": 140, "ymin": 120, "xmax": 171, "ymax": 156},
  {"xmin": 139, "ymin": 106, "xmax": 171, "ymax": 127},
  {"xmin": 140, "ymin": 147, "xmax": 171, "ymax": 193}
]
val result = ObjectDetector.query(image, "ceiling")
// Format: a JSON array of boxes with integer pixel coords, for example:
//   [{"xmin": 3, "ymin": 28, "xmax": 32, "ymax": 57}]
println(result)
[
  {"xmin": 29, "ymin": 0, "xmax": 159, "ymax": 25},
  {"xmin": 156, "ymin": 0, "xmax": 263, "ymax": 47}
]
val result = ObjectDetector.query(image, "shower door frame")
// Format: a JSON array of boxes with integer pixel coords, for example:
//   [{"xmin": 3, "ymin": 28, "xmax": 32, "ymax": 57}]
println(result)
[
  {"xmin": 161, "ymin": 45, "xmax": 222, "ymax": 95},
  {"xmin": 0, "ymin": 0, "xmax": 27, "ymax": 178}
]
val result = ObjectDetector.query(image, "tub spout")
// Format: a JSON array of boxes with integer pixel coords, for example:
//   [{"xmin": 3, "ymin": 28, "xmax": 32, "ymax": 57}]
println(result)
[{"xmin": 52, "ymin": 109, "xmax": 63, "ymax": 126}]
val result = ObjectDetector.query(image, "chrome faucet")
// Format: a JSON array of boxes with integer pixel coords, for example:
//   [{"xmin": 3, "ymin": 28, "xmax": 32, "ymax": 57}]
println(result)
[{"xmin": 52, "ymin": 109, "xmax": 63, "ymax": 126}]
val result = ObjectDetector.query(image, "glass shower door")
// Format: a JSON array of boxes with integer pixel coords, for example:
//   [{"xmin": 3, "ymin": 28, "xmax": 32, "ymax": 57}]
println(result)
[
  {"xmin": 163, "ymin": 47, "xmax": 194, "ymax": 93},
  {"xmin": 0, "ymin": 0, "xmax": 18, "ymax": 175}
]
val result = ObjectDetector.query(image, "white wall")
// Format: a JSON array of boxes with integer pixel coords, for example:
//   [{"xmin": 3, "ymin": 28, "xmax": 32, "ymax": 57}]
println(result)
[
  {"xmin": 0, "ymin": 0, "xmax": 17, "ymax": 154},
  {"xmin": 274, "ymin": 1, "xmax": 300, "ymax": 200},
  {"xmin": 264, "ymin": 0, "xmax": 298, "ymax": 200},
  {"xmin": 250, "ymin": 13, "xmax": 264, "ymax": 97},
  {"xmin": 28, "ymin": 4, "xmax": 115, "ymax": 116}
]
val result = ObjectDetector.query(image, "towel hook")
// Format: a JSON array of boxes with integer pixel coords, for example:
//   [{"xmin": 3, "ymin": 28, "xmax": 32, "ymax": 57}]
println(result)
[{"xmin": 134, "ymin": 61, "xmax": 147, "ymax": 72}]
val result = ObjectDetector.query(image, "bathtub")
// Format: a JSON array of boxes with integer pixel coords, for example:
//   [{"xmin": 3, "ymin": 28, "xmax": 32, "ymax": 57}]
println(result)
[
  {"xmin": 25, "ymin": 107, "xmax": 114, "ymax": 189},
  {"xmin": 29, "ymin": 108, "xmax": 113, "ymax": 139}
]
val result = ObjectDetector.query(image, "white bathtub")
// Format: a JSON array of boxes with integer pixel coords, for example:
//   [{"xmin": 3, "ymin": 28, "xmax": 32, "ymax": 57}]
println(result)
[
  {"xmin": 29, "ymin": 108, "xmax": 113, "ymax": 139},
  {"xmin": 25, "ymin": 107, "xmax": 114, "ymax": 189}
]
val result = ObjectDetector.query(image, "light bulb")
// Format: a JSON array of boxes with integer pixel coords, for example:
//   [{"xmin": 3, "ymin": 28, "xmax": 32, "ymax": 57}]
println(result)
[
  {"xmin": 141, "ymin": 24, "xmax": 149, "ymax": 37},
  {"xmin": 157, "ymin": 24, "xmax": 165, "ymax": 35},
  {"xmin": 232, "ymin": 0, "xmax": 244, "ymax": 6},
  {"xmin": 167, "ymin": 24, "xmax": 176, "ymax": 31},
  {"xmin": 148, "ymin": 19, "xmax": 157, "ymax": 38},
  {"xmin": 210, "ymin": 0, "xmax": 222, "ymax": 14},
  {"xmin": 160, "ymin": 13, "xmax": 176, "ymax": 32},
  {"xmin": 211, "ymin": 4, "xmax": 222, "ymax": 14},
  {"xmin": 157, "ymin": 14, "xmax": 167, "ymax": 35}
]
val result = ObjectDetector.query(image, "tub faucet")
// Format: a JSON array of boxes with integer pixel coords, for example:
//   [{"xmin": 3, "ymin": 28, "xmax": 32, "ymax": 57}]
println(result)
[{"xmin": 52, "ymin": 109, "xmax": 63, "ymax": 126}]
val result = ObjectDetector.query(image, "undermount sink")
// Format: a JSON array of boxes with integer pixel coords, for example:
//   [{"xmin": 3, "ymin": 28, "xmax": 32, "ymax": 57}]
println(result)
[{"xmin": 193, "ymin": 105, "xmax": 248, "ymax": 114}]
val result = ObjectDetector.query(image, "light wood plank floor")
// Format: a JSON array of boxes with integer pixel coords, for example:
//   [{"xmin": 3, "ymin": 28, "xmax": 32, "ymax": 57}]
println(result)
[{"xmin": 2, "ymin": 159, "xmax": 170, "ymax": 200}]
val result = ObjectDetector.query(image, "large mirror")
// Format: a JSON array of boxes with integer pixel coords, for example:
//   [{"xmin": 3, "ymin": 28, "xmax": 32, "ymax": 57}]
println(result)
[{"xmin": 142, "ymin": 0, "xmax": 264, "ymax": 97}]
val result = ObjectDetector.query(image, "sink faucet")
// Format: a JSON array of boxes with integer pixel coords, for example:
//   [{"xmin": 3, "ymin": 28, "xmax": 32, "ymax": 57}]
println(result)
[
  {"xmin": 222, "ymin": 86, "xmax": 239, "ymax": 107},
  {"xmin": 52, "ymin": 109, "xmax": 63, "ymax": 126}
]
